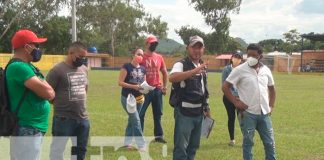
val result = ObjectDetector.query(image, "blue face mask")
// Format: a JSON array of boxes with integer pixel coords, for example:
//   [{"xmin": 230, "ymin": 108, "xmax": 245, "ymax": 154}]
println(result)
[{"xmin": 30, "ymin": 48, "xmax": 42, "ymax": 62}]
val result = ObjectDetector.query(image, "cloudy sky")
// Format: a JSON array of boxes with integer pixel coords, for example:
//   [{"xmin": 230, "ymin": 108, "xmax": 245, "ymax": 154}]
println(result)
[{"xmin": 141, "ymin": 0, "xmax": 324, "ymax": 44}]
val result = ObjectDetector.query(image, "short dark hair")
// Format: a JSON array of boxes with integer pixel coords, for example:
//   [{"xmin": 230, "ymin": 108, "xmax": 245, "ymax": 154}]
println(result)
[
  {"xmin": 247, "ymin": 43, "xmax": 263, "ymax": 55},
  {"xmin": 69, "ymin": 41, "xmax": 87, "ymax": 51}
]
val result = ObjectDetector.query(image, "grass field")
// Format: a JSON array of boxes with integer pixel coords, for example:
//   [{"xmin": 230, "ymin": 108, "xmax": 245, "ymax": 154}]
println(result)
[{"xmin": 50, "ymin": 70, "xmax": 324, "ymax": 160}]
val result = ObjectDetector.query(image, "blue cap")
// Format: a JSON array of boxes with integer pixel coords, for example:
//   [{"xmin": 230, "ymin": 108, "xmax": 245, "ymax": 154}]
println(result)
[{"xmin": 88, "ymin": 47, "xmax": 98, "ymax": 53}]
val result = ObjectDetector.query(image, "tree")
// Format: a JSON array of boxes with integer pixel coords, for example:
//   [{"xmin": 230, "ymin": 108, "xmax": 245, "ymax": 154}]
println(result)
[
  {"xmin": 42, "ymin": 16, "xmax": 71, "ymax": 54},
  {"xmin": 0, "ymin": 0, "xmax": 68, "ymax": 52},
  {"xmin": 187, "ymin": 0, "xmax": 242, "ymax": 53},
  {"xmin": 258, "ymin": 39, "xmax": 284, "ymax": 53},
  {"xmin": 77, "ymin": 0, "xmax": 168, "ymax": 56},
  {"xmin": 0, "ymin": 0, "xmax": 168, "ymax": 55},
  {"xmin": 188, "ymin": 0, "xmax": 242, "ymax": 31},
  {"xmin": 175, "ymin": 26, "xmax": 245, "ymax": 54},
  {"xmin": 282, "ymin": 29, "xmax": 301, "ymax": 54},
  {"xmin": 227, "ymin": 37, "xmax": 245, "ymax": 52},
  {"xmin": 175, "ymin": 26, "xmax": 207, "ymax": 46}
]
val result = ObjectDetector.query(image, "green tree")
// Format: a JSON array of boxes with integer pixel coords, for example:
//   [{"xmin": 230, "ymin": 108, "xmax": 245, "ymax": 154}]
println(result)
[
  {"xmin": 77, "ymin": 0, "xmax": 168, "ymax": 56},
  {"xmin": 175, "ymin": 26, "xmax": 245, "ymax": 54},
  {"xmin": 0, "ymin": 0, "xmax": 68, "ymax": 52},
  {"xmin": 175, "ymin": 26, "xmax": 207, "ymax": 46},
  {"xmin": 258, "ymin": 39, "xmax": 284, "ymax": 53},
  {"xmin": 186, "ymin": 0, "xmax": 242, "ymax": 53},
  {"xmin": 282, "ymin": 29, "xmax": 301, "ymax": 54},
  {"xmin": 42, "ymin": 16, "xmax": 71, "ymax": 54}
]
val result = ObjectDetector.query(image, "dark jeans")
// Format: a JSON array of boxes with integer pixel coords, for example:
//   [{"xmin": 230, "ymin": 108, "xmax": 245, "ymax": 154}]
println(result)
[
  {"xmin": 173, "ymin": 107, "xmax": 203, "ymax": 160},
  {"xmin": 223, "ymin": 95, "xmax": 238, "ymax": 140},
  {"xmin": 10, "ymin": 126, "xmax": 45, "ymax": 160},
  {"xmin": 50, "ymin": 116, "xmax": 90, "ymax": 160},
  {"xmin": 139, "ymin": 88, "xmax": 164, "ymax": 138}
]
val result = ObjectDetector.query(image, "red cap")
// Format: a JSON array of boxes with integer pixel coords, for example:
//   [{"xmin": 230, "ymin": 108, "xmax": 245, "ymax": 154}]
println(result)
[
  {"xmin": 11, "ymin": 29, "xmax": 47, "ymax": 49},
  {"xmin": 146, "ymin": 35, "xmax": 158, "ymax": 44}
]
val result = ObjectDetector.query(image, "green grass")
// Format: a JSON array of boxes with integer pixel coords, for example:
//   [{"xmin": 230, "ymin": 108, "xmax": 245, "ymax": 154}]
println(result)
[{"xmin": 50, "ymin": 71, "xmax": 324, "ymax": 160}]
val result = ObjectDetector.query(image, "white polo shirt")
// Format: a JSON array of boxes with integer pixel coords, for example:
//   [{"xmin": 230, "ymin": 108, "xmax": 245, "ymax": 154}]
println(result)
[{"xmin": 226, "ymin": 62, "xmax": 275, "ymax": 115}]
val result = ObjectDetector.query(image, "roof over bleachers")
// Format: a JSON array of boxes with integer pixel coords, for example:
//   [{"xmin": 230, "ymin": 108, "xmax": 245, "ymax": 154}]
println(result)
[{"xmin": 301, "ymin": 33, "xmax": 324, "ymax": 42}]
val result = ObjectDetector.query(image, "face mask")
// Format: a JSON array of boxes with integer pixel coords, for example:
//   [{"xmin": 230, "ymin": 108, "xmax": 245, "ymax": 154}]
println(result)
[
  {"xmin": 73, "ymin": 57, "xmax": 87, "ymax": 67},
  {"xmin": 247, "ymin": 57, "xmax": 259, "ymax": 67},
  {"xmin": 135, "ymin": 55, "xmax": 143, "ymax": 63},
  {"xmin": 232, "ymin": 57, "xmax": 241, "ymax": 66},
  {"xmin": 149, "ymin": 42, "xmax": 158, "ymax": 52},
  {"xmin": 30, "ymin": 48, "xmax": 42, "ymax": 62}
]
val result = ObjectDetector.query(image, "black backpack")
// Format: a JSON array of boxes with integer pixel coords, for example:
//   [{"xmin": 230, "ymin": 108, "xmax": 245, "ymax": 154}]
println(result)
[{"xmin": 0, "ymin": 59, "xmax": 28, "ymax": 136}]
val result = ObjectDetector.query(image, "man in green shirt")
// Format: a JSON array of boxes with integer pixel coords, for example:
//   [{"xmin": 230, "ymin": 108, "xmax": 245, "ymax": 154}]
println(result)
[{"xmin": 7, "ymin": 29, "xmax": 55, "ymax": 160}]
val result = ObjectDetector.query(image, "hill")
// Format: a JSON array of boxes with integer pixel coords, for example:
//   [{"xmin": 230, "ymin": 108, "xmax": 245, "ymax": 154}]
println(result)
[{"xmin": 156, "ymin": 38, "xmax": 186, "ymax": 55}]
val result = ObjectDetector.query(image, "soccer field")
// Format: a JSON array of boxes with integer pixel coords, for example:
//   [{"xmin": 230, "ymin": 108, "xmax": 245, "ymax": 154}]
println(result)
[{"xmin": 51, "ymin": 70, "xmax": 324, "ymax": 160}]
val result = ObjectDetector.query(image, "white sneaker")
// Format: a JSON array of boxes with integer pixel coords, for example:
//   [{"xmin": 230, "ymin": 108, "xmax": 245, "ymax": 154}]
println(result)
[{"xmin": 228, "ymin": 140, "xmax": 235, "ymax": 146}]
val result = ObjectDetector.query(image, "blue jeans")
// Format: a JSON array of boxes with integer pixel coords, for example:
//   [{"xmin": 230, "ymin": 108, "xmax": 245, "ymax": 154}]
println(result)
[
  {"xmin": 121, "ymin": 96, "xmax": 146, "ymax": 148},
  {"xmin": 10, "ymin": 126, "xmax": 45, "ymax": 160},
  {"xmin": 139, "ymin": 88, "xmax": 164, "ymax": 138},
  {"xmin": 239, "ymin": 111, "xmax": 276, "ymax": 160},
  {"xmin": 173, "ymin": 107, "xmax": 203, "ymax": 160},
  {"xmin": 49, "ymin": 116, "xmax": 90, "ymax": 160}
]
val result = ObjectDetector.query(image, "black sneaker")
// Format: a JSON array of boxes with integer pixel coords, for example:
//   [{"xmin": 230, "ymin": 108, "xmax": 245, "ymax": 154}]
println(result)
[{"xmin": 154, "ymin": 137, "xmax": 167, "ymax": 144}]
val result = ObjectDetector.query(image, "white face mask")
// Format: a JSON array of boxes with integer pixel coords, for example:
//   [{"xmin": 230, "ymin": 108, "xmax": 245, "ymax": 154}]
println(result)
[{"xmin": 247, "ymin": 57, "xmax": 259, "ymax": 67}]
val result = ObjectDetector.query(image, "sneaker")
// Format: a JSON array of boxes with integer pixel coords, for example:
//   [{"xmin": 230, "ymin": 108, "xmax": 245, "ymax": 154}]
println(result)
[
  {"xmin": 154, "ymin": 137, "xmax": 167, "ymax": 144},
  {"xmin": 122, "ymin": 144, "xmax": 135, "ymax": 150},
  {"xmin": 228, "ymin": 140, "xmax": 235, "ymax": 146},
  {"xmin": 138, "ymin": 147, "xmax": 147, "ymax": 152}
]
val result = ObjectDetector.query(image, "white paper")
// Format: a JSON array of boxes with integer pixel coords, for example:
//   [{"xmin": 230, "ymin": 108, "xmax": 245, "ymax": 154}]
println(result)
[{"xmin": 139, "ymin": 81, "xmax": 155, "ymax": 94}]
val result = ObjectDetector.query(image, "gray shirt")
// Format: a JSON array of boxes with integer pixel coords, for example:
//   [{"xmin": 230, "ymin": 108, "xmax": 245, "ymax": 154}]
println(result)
[{"xmin": 46, "ymin": 62, "xmax": 88, "ymax": 120}]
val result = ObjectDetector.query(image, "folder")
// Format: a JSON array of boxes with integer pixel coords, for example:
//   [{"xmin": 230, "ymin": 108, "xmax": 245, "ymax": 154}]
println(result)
[{"xmin": 201, "ymin": 116, "xmax": 215, "ymax": 139}]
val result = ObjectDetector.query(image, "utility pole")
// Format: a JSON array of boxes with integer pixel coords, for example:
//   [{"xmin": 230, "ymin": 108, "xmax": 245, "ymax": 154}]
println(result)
[{"xmin": 71, "ymin": 0, "xmax": 77, "ymax": 42}]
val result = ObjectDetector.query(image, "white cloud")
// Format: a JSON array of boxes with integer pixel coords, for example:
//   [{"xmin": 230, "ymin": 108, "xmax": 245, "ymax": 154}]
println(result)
[
  {"xmin": 230, "ymin": 0, "xmax": 324, "ymax": 43},
  {"xmin": 141, "ymin": 0, "xmax": 211, "ymax": 44},
  {"xmin": 142, "ymin": 0, "xmax": 324, "ymax": 44}
]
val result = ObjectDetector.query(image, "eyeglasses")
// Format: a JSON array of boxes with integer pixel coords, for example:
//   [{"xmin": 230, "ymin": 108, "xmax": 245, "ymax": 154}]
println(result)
[{"xmin": 136, "ymin": 53, "xmax": 143, "ymax": 57}]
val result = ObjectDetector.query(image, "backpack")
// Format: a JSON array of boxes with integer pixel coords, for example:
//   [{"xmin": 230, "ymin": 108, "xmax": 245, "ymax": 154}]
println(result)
[{"xmin": 0, "ymin": 59, "xmax": 28, "ymax": 136}]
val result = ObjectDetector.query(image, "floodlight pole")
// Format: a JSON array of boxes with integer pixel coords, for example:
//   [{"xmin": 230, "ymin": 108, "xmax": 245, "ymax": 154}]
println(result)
[{"xmin": 71, "ymin": 0, "xmax": 77, "ymax": 42}]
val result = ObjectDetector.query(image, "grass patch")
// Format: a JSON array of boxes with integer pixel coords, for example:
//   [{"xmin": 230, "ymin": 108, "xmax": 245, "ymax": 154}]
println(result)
[{"xmin": 46, "ymin": 70, "xmax": 324, "ymax": 160}]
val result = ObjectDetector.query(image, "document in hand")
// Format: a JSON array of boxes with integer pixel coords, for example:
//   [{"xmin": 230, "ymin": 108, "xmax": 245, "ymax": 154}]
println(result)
[{"xmin": 201, "ymin": 116, "xmax": 215, "ymax": 139}]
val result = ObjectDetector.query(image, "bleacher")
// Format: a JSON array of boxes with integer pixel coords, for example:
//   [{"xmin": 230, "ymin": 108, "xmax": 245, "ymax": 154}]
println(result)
[{"xmin": 310, "ymin": 59, "xmax": 324, "ymax": 72}]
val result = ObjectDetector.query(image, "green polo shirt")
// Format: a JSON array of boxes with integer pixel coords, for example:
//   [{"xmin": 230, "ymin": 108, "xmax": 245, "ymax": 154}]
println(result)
[{"xmin": 6, "ymin": 61, "xmax": 50, "ymax": 133}]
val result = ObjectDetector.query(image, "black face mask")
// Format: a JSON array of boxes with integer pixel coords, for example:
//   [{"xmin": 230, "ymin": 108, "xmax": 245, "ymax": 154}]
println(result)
[
  {"xmin": 73, "ymin": 57, "xmax": 87, "ymax": 67},
  {"xmin": 149, "ymin": 42, "xmax": 158, "ymax": 52},
  {"xmin": 30, "ymin": 48, "xmax": 42, "ymax": 62}
]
